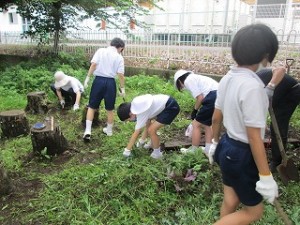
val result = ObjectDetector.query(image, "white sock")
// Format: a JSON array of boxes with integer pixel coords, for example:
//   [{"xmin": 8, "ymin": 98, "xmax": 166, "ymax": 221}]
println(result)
[
  {"xmin": 204, "ymin": 143, "xmax": 212, "ymax": 154},
  {"xmin": 85, "ymin": 120, "xmax": 92, "ymax": 134},
  {"xmin": 153, "ymin": 148, "xmax": 161, "ymax": 153}
]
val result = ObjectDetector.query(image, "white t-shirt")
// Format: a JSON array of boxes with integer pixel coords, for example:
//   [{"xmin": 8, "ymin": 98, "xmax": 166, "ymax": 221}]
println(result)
[
  {"xmin": 184, "ymin": 73, "xmax": 219, "ymax": 98},
  {"xmin": 60, "ymin": 77, "xmax": 84, "ymax": 93},
  {"xmin": 215, "ymin": 66, "xmax": 268, "ymax": 143},
  {"xmin": 91, "ymin": 46, "xmax": 125, "ymax": 78},
  {"xmin": 133, "ymin": 94, "xmax": 169, "ymax": 130}
]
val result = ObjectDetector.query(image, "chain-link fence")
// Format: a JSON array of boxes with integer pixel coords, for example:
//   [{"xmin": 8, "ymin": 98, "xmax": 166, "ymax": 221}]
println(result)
[{"xmin": 0, "ymin": 3, "xmax": 299, "ymax": 77}]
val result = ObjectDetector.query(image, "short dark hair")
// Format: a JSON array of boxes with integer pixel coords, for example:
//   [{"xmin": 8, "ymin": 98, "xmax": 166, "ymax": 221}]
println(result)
[
  {"xmin": 110, "ymin": 37, "xmax": 125, "ymax": 49},
  {"xmin": 176, "ymin": 72, "xmax": 191, "ymax": 91},
  {"xmin": 231, "ymin": 24, "xmax": 278, "ymax": 66},
  {"xmin": 117, "ymin": 102, "xmax": 131, "ymax": 121}
]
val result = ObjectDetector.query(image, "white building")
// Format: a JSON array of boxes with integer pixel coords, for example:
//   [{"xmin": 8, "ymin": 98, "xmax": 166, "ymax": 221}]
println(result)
[
  {"xmin": 143, "ymin": 0, "xmax": 300, "ymax": 34},
  {"xmin": 0, "ymin": 5, "xmax": 31, "ymax": 32},
  {"xmin": 0, "ymin": 0, "xmax": 299, "ymax": 41}
]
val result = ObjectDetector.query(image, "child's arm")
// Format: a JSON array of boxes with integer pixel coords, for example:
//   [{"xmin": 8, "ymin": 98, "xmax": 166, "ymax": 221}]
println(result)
[
  {"xmin": 191, "ymin": 94, "xmax": 204, "ymax": 119},
  {"xmin": 246, "ymin": 127, "xmax": 270, "ymax": 175},
  {"xmin": 247, "ymin": 126, "xmax": 278, "ymax": 204},
  {"xmin": 211, "ymin": 109, "xmax": 223, "ymax": 142},
  {"xmin": 208, "ymin": 108, "xmax": 223, "ymax": 164},
  {"xmin": 126, "ymin": 129, "xmax": 141, "ymax": 150}
]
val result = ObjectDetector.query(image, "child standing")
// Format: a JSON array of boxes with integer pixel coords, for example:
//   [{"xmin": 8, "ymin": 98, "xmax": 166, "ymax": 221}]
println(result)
[
  {"xmin": 208, "ymin": 24, "xmax": 284, "ymax": 224},
  {"xmin": 117, "ymin": 94, "xmax": 180, "ymax": 159},
  {"xmin": 174, "ymin": 69, "xmax": 218, "ymax": 155},
  {"xmin": 82, "ymin": 37, "xmax": 126, "ymax": 140}
]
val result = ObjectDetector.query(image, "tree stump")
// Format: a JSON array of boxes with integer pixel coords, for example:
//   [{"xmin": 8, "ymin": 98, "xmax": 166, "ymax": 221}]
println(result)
[
  {"xmin": 25, "ymin": 91, "xmax": 48, "ymax": 114},
  {"xmin": 0, "ymin": 110, "xmax": 30, "ymax": 138},
  {"xmin": 81, "ymin": 105, "xmax": 101, "ymax": 127},
  {"xmin": 0, "ymin": 165, "xmax": 12, "ymax": 196},
  {"xmin": 30, "ymin": 117, "xmax": 68, "ymax": 156}
]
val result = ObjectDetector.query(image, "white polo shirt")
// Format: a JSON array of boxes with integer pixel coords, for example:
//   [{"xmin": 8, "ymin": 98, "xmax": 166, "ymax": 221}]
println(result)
[
  {"xmin": 215, "ymin": 66, "xmax": 268, "ymax": 143},
  {"xmin": 184, "ymin": 73, "xmax": 218, "ymax": 98},
  {"xmin": 61, "ymin": 77, "xmax": 84, "ymax": 93},
  {"xmin": 91, "ymin": 46, "xmax": 125, "ymax": 78},
  {"xmin": 133, "ymin": 94, "xmax": 169, "ymax": 130}
]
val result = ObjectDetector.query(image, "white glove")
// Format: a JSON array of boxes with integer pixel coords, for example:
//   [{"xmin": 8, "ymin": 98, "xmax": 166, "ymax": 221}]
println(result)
[
  {"xmin": 136, "ymin": 138, "xmax": 146, "ymax": 148},
  {"xmin": 208, "ymin": 139, "xmax": 218, "ymax": 165},
  {"xmin": 119, "ymin": 87, "xmax": 125, "ymax": 98},
  {"xmin": 73, "ymin": 103, "xmax": 80, "ymax": 111},
  {"xmin": 265, "ymin": 86, "xmax": 274, "ymax": 100},
  {"xmin": 84, "ymin": 76, "xmax": 90, "ymax": 88},
  {"xmin": 255, "ymin": 174, "xmax": 278, "ymax": 204},
  {"xmin": 60, "ymin": 99, "xmax": 65, "ymax": 108},
  {"xmin": 185, "ymin": 123, "xmax": 193, "ymax": 138},
  {"xmin": 123, "ymin": 148, "xmax": 131, "ymax": 157}
]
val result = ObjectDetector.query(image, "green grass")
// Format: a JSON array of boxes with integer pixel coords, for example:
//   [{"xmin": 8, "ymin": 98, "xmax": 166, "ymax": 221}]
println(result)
[{"xmin": 0, "ymin": 69, "xmax": 299, "ymax": 224}]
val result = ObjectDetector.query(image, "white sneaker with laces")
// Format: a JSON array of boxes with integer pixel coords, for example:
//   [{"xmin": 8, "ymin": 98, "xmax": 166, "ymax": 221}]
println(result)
[
  {"xmin": 150, "ymin": 150, "xmax": 163, "ymax": 159},
  {"xmin": 103, "ymin": 127, "xmax": 113, "ymax": 136}
]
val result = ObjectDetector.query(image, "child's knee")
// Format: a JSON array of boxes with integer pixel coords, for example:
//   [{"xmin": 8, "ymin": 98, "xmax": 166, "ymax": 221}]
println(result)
[
  {"xmin": 245, "ymin": 203, "xmax": 264, "ymax": 222},
  {"xmin": 147, "ymin": 126, "xmax": 157, "ymax": 136}
]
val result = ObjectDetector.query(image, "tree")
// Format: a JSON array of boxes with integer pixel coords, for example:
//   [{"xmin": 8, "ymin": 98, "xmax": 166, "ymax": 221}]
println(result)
[{"xmin": 3, "ymin": 0, "xmax": 160, "ymax": 53}]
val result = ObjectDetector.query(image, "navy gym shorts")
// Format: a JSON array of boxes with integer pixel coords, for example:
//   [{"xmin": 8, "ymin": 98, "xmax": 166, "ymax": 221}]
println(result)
[
  {"xmin": 88, "ymin": 76, "xmax": 116, "ymax": 110},
  {"xmin": 214, "ymin": 134, "xmax": 263, "ymax": 206},
  {"xmin": 156, "ymin": 97, "xmax": 180, "ymax": 125}
]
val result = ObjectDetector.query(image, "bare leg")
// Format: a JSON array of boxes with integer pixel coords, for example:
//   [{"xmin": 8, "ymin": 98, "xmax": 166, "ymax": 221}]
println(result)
[
  {"xmin": 214, "ymin": 185, "xmax": 264, "ymax": 225},
  {"xmin": 191, "ymin": 120, "xmax": 202, "ymax": 146},
  {"xmin": 86, "ymin": 108, "xmax": 95, "ymax": 121},
  {"xmin": 204, "ymin": 125, "xmax": 213, "ymax": 144},
  {"xmin": 106, "ymin": 110, "xmax": 114, "ymax": 124},
  {"xmin": 147, "ymin": 121, "xmax": 164, "ymax": 149}
]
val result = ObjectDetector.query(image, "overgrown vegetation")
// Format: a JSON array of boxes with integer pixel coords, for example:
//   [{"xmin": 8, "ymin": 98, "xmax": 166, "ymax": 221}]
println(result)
[{"xmin": 0, "ymin": 53, "xmax": 299, "ymax": 224}]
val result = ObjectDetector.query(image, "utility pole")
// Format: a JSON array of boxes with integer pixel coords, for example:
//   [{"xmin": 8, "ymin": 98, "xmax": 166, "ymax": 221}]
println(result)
[{"xmin": 223, "ymin": 0, "xmax": 230, "ymax": 33}]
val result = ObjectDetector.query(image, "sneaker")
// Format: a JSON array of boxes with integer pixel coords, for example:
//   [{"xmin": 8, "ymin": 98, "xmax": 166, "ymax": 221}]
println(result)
[
  {"xmin": 143, "ymin": 140, "xmax": 152, "ymax": 149},
  {"xmin": 83, "ymin": 132, "xmax": 91, "ymax": 141},
  {"xmin": 150, "ymin": 150, "xmax": 163, "ymax": 159},
  {"xmin": 103, "ymin": 127, "xmax": 113, "ymax": 136},
  {"xmin": 180, "ymin": 146, "xmax": 196, "ymax": 154},
  {"xmin": 123, "ymin": 149, "xmax": 132, "ymax": 157}
]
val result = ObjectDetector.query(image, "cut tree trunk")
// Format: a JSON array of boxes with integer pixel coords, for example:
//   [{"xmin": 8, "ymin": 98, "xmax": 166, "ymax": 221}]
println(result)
[
  {"xmin": 0, "ymin": 109, "xmax": 30, "ymax": 138},
  {"xmin": 31, "ymin": 117, "xmax": 68, "ymax": 155},
  {"xmin": 25, "ymin": 91, "xmax": 48, "ymax": 114},
  {"xmin": 81, "ymin": 106, "xmax": 100, "ymax": 127}
]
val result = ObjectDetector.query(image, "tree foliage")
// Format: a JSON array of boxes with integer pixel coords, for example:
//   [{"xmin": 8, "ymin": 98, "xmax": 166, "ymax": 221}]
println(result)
[{"xmin": 1, "ymin": 0, "xmax": 160, "ymax": 53}]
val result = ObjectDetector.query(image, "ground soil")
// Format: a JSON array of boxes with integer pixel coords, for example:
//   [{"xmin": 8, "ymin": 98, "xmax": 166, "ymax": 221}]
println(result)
[{"xmin": 0, "ymin": 109, "xmax": 299, "ymax": 223}]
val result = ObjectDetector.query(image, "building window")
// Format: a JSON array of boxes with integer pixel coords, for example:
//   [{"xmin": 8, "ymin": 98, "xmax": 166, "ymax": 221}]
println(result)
[
  {"xmin": 9, "ymin": 12, "xmax": 18, "ymax": 24},
  {"xmin": 22, "ymin": 17, "xmax": 31, "ymax": 32}
]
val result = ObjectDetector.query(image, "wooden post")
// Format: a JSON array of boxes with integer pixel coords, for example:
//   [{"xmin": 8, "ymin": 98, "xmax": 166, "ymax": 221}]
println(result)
[
  {"xmin": 0, "ymin": 110, "xmax": 30, "ymax": 138},
  {"xmin": 81, "ymin": 105, "xmax": 101, "ymax": 127},
  {"xmin": 25, "ymin": 91, "xmax": 48, "ymax": 114},
  {"xmin": 30, "ymin": 117, "xmax": 68, "ymax": 155}
]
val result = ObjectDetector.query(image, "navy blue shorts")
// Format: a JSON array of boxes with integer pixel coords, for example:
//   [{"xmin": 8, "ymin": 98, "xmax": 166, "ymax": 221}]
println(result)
[
  {"xmin": 214, "ymin": 134, "xmax": 262, "ymax": 206},
  {"xmin": 88, "ymin": 76, "xmax": 116, "ymax": 110},
  {"xmin": 156, "ymin": 97, "xmax": 180, "ymax": 125},
  {"xmin": 195, "ymin": 90, "xmax": 216, "ymax": 126}
]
